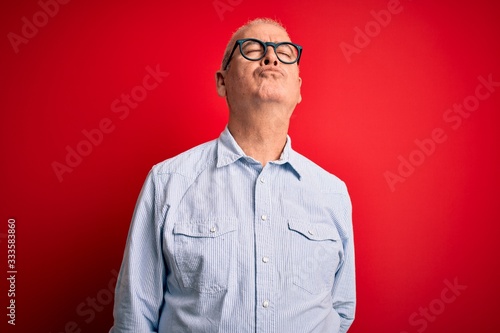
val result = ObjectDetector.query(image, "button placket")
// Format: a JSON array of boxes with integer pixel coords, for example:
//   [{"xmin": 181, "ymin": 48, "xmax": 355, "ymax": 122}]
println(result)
[{"xmin": 254, "ymin": 167, "xmax": 275, "ymax": 328}]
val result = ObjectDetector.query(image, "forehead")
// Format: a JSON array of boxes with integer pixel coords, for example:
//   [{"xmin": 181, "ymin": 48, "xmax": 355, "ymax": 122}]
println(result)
[{"xmin": 237, "ymin": 23, "xmax": 291, "ymax": 42}]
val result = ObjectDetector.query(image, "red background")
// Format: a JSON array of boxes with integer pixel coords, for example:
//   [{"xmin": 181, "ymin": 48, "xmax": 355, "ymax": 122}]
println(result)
[{"xmin": 1, "ymin": 0, "xmax": 499, "ymax": 332}]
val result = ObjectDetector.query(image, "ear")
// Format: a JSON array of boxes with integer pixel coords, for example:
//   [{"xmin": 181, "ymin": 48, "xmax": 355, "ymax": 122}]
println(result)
[
  {"xmin": 216, "ymin": 70, "xmax": 227, "ymax": 97},
  {"xmin": 297, "ymin": 76, "xmax": 302, "ymax": 104}
]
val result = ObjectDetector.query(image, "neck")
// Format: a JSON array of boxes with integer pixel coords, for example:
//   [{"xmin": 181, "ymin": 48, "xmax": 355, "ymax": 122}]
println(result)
[{"xmin": 228, "ymin": 104, "xmax": 290, "ymax": 166}]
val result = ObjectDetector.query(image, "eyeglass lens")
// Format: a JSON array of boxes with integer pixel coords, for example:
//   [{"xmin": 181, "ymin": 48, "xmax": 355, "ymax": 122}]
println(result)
[{"xmin": 241, "ymin": 40, "xmax": 299, "ymax": 63}]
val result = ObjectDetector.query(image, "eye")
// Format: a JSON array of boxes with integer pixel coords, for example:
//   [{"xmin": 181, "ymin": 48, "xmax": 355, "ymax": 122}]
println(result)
[
  {"xmin": 278, "ymin": 51, "xmax": 292, "ymax": 58},
  {"xmin": 276, "ymin": 44, "xmax": 296, "ymax": 60},
  {"xmin": 242, "ymin": 42, "xmax": 261, "ymax": 52}
]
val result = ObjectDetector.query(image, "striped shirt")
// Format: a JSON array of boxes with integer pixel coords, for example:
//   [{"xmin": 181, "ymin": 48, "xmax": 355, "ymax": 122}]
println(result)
[{"xmin": 110, "ymin": 127, "xmax": 355, "ymax": 333}]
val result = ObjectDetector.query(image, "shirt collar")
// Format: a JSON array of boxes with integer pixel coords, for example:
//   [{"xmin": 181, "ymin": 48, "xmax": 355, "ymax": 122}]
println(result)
[{"xmin": 216, "ymin": 126, "xmax": 302, "ymax": 180}]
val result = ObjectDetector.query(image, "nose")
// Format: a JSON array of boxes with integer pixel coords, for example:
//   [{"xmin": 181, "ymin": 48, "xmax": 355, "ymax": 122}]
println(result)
[{"xmin": 262, "ymin": 45, "xmax": 278, "ymax": 66}]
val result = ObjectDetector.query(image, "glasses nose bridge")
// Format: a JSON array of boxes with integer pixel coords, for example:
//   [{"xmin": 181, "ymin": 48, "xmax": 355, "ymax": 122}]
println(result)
[{"xmin": 262, "ymin": 42, "xmax": 278, "ymax": 61}]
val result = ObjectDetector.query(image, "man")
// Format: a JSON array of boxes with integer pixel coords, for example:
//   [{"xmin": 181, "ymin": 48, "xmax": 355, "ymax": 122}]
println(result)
[{"xmin": 110, "ymin": 18, "xmax": 355, "ymax": 333}]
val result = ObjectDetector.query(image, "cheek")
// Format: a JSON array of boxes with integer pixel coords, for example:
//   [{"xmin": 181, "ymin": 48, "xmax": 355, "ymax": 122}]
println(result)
[
  {"xmin": 232, "ymin": 70, "xmax": 255, "ymax": 89},
  {"xmin": 225, "ymin": 72, "xmax": 251, "ymax": 98},
  {"xmin": 290, "ymin": 74, "xmax": 301, "ymax": 92},
  {"xmin": 291, "ymin": 76, "xmax": 302, "ymax": 102}
]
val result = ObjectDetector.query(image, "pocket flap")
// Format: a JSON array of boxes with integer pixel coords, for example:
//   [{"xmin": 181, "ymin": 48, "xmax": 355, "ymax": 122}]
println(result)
[
  {"xmin": 174, "ymin": 218, "xmax": 237, "ymax": 238},
  {"xmin": 288, "ymin": 219, "xmax": 340, "ymax": 241}
]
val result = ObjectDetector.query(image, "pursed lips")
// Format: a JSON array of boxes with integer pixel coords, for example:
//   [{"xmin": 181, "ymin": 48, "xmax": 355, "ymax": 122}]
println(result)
[{"xmin": 257, "ymin": 67, "xmax": 285, "ymax": 77}]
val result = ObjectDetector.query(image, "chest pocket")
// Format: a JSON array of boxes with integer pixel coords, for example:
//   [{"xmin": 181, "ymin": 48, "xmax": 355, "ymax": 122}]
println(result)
[
  {"xmin": 173, "ymin": 218, "xmax": 237, "ymax": 294},
  {"xmin": 287, "ymin": 219, "xmax": 343, "ymax": 295}
]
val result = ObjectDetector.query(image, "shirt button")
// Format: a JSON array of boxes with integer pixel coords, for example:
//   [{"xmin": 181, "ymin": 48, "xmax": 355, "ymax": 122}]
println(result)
[
  {"xmin": 260, "ymin": 177, "xmax": 265, "ymax": 183},
  {"xmin": 261, "ymin": 215, "xmax": 267, "ymax": 221},
  {"xmin": 262, "ymin": 256, "xmax": 269, "ymax": 263},
  {"xmin": 262, "ymin": 300, "xmax": 270, "ymax": 308},
  {"xmin": 308, "ymin": 230, "xmax": 314, "ymax": 235},
  {"xmin": 210, "ymin": 227, "xmax": 217, "ymax": 233}
]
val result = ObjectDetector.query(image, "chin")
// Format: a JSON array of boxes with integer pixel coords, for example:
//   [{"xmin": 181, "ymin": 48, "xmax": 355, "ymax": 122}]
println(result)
[{"xmin": 257, "ymin": 84, "xmax": 287, "ymax": 100}]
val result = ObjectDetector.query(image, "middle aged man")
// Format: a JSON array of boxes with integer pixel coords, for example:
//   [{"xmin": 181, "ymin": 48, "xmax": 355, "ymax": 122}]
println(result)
[{"xmin": 110, "ymin": 18, "xmax": 355, "ymax": 333}]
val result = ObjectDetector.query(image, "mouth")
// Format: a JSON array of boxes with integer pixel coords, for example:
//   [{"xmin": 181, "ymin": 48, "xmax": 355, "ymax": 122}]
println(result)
[{"xmin": 257, "ymin": 67, "xmax": 285, "ymax": 77}]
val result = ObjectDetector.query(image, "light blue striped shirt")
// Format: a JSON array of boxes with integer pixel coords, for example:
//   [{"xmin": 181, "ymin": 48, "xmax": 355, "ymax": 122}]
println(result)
[{"xmin": 110, "ymin": 127, "xmax": 355, "ymax": 333}]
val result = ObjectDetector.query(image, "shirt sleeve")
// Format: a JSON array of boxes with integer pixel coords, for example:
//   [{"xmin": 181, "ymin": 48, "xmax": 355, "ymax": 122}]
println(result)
[
  {"xmin": 331, "ymin": 191, "xmax": 356, "ymax": 333},
  {"xmin": 110, "ymin": 170, "xmax": 167, "ymax": 333}
]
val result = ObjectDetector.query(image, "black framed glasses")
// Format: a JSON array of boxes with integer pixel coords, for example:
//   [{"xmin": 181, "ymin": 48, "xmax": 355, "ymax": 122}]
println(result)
[{"xmin": 223, "ymin": 38, "xmax": 303, "ymax": 70}]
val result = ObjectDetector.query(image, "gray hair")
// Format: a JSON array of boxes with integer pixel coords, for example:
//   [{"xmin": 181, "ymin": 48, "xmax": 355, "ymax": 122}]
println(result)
[{"xmin": 220, "ymin": 18, "xmax": 288, "ymax": 70}]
